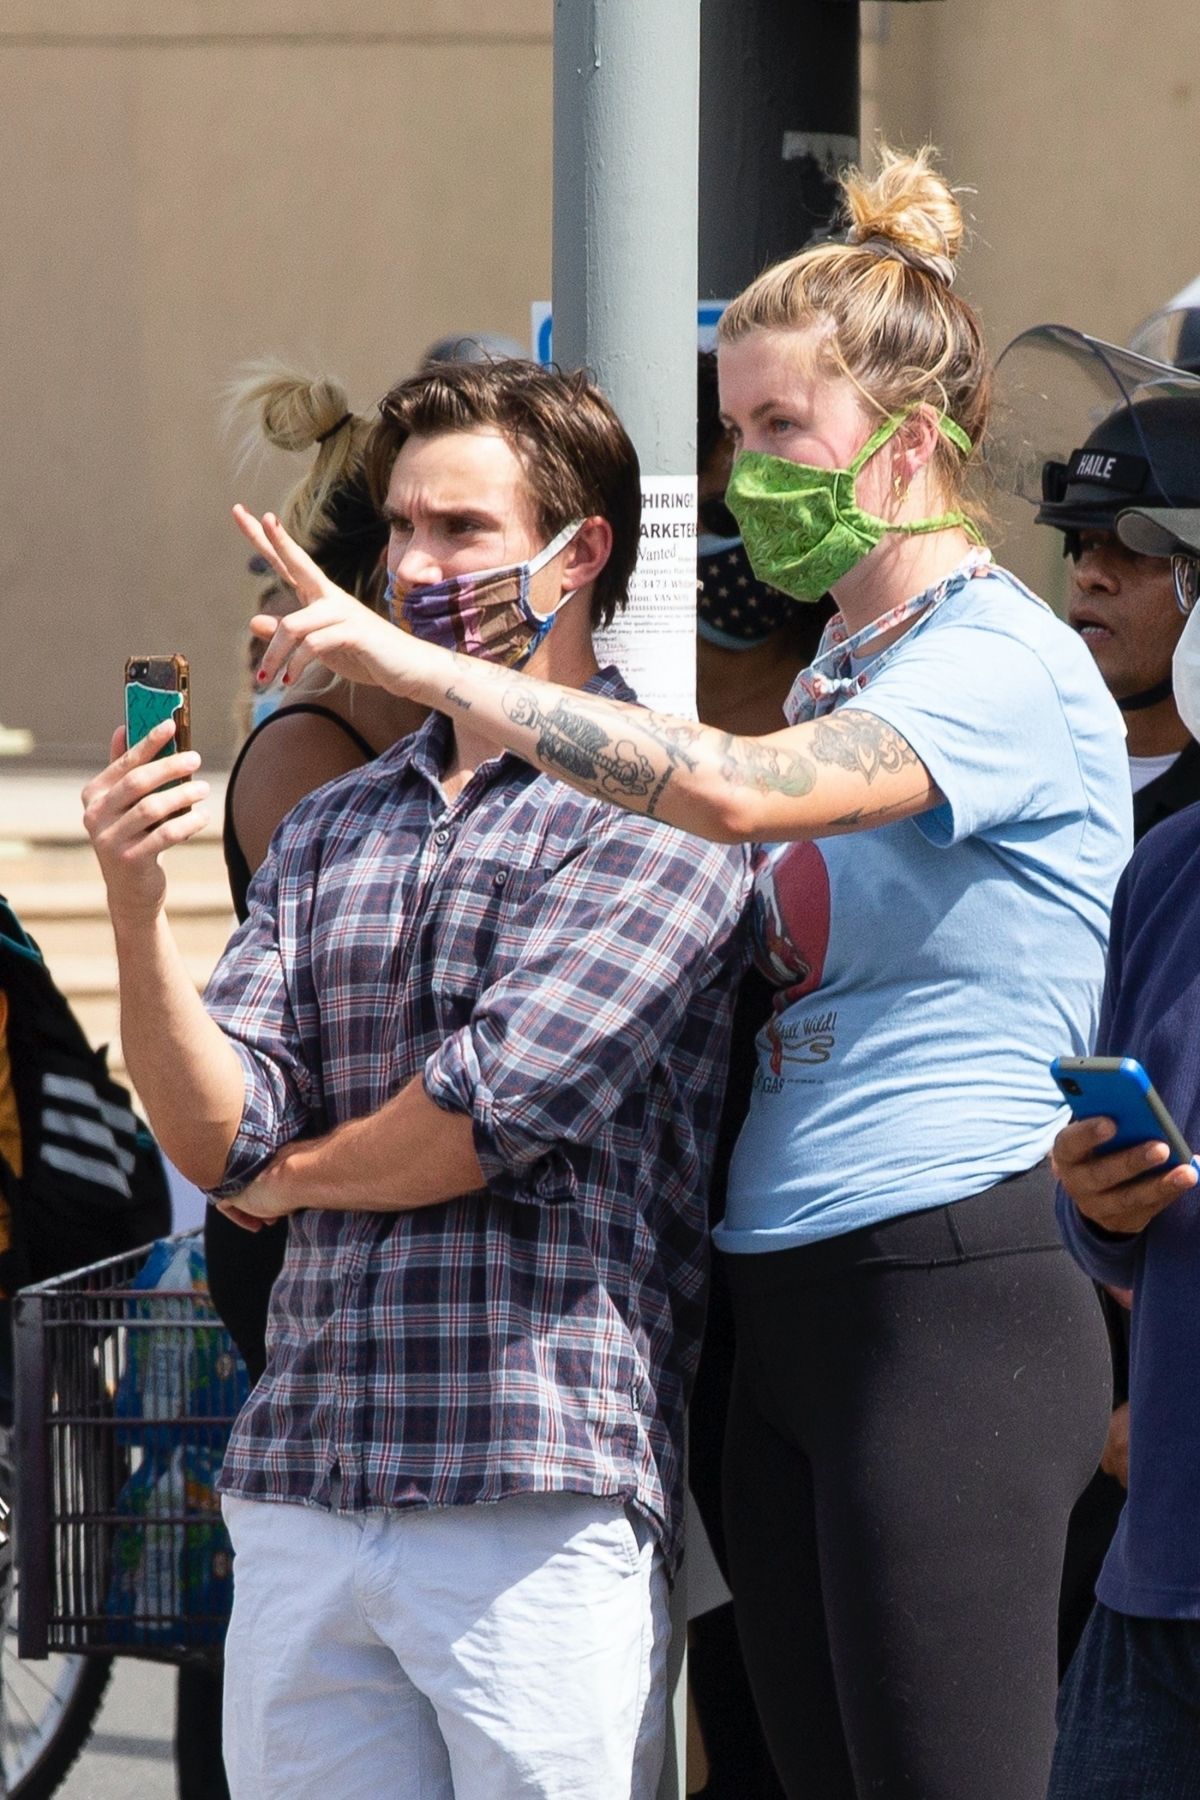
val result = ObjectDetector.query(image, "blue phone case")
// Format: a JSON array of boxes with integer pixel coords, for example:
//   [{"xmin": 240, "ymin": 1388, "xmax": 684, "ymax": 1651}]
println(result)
[{"xmin": 1050, "ymin": 1055, "xmax": 1194, "ymax": 1168}]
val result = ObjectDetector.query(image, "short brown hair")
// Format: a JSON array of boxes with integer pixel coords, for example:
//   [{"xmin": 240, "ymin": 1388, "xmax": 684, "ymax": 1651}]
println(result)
[{"xmin": 365, "ymin": 360, "xmax": 641, "ymax": 628}]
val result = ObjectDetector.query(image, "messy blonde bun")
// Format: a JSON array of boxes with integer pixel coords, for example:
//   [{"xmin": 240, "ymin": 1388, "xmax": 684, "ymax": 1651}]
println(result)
[
  {"xmin": 225, "ymin": 360, "xmax": 374, "ymax": 557},
  {"xmin": 719, "ymin": 145, "xmax": 988, "ymax": 514},
  {"xmin": 843, "ymin": 144, "xmax": 963, "ymax": 288}
]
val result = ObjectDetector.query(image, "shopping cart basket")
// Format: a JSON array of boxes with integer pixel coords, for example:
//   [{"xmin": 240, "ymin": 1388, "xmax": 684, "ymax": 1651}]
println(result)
[{"xmin": 13, "ymin": 1230, "xmax": 247, "ymax": 1661}]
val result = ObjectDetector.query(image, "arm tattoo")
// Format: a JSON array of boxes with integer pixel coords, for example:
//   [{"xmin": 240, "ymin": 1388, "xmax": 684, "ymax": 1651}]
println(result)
[
  {"xmin": 444, "ymin": 686, "xmax": 472, "ymax": 712},
  {"xmin": 809, "ymin": 710, "xmax": 918, "ymax": 784},
  {"xmin": 640, "ymin": 711, "xmax": 701, "ymax": 774},
  {"xmin": 502, "ymin": 688, "xmax": 657, "ymax": 800},
  {"xmin": 496, "ymin": 689, "xmax": 709, "ymax": 816},
  {"xmin": 828, "ymin": 794, "xmax": 932, "ymax": 828},
  {"xmin": 453, "ymin": 652, "xmax": 820, "ymax": 822},
  {"xmin": 718, "ymin": 735, "xmax": 817, "ymax": 798}
]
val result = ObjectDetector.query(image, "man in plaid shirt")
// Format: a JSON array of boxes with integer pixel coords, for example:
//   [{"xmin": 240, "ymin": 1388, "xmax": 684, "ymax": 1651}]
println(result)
[{"xmin": 83, "ymin": 361, "xmax": 749, "ymax": 1800}]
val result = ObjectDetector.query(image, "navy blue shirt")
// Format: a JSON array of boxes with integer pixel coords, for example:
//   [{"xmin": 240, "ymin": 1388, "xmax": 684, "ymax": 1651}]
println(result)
[{"xmin": 1057, "ymin": 800, "xmax": 1200, "ymax": 1619}]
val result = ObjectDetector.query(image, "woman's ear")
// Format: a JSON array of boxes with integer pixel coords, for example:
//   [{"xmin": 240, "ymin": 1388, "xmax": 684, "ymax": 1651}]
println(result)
[
  {"xmin": 559, "ymin": 515, "xmax": 614, "ymax": 596},
  {"xmin": 894, "ymin": 405, "xmax": 942, "ymax": 488}
]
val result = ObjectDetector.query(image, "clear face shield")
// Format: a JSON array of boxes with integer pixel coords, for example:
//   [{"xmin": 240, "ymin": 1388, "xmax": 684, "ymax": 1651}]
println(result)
[
  {"xmin": 1128, "ymin": 297, "xmax": 1200, "ymax": 378},
  {"xmin": 986, "ymin": 324, "xmax": 1200, "ymax": 523}
]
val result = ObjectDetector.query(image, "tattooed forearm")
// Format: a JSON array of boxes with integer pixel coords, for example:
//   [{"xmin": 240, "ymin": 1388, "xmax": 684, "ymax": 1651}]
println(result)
[
  {"xmin": 502, "ymin": 688, "xmax": 657, "ymax": 800},
  {"xmin": 718, "ymin": 735, "xmax": 818, "ymax": 798},
  {"xmin": 442, "ymin": 654, "xmax": 926, "ymax": 838},
  {"xmin": 809, "ymin": 710, "xmax": 918, "ymax": 784}
]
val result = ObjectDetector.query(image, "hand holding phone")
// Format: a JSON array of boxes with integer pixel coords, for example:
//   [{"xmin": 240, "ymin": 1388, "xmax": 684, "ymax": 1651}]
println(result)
[
  {"xmin": 1051, "ymin": 1056, "xmax": 1193, "ymax": 1168},
  {"xmin": 81, "ymin": 657, "xmax": 207, "ymax": 928},
  {"xmin": 1050, "ymin": 1055, "xmax": 1198, "ymax": 1237},
  {"xmin": 124, "ymin": 655, "xmax": 191, "ymax": 759}
]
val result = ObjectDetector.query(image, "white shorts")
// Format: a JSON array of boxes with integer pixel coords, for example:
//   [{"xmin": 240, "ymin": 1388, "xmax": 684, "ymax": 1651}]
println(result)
[{"xmin": 221, "ymin": 1489, "xmax": 669, "ymax": 1799}]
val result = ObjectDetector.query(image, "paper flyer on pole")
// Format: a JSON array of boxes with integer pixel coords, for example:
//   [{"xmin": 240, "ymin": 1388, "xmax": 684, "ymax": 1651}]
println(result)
[{"xmin": 594, "ymin": 476, "xmax": 698, "ymax": 717}]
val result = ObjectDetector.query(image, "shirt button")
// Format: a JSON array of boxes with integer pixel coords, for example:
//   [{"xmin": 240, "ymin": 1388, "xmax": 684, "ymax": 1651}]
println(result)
[
  {"xmin": 434, "ymin": 827, "xmax": 450, "ymax": 847},
  {"xmin": 494, "ymin": 869, "xmax": 508, "ymax": 889}
]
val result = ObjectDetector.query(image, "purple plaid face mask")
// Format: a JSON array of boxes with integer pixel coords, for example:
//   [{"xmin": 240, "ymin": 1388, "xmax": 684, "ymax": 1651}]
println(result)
[{"xmin": 384, "ymin": 520, "xmax": 583, "ymax": 668}]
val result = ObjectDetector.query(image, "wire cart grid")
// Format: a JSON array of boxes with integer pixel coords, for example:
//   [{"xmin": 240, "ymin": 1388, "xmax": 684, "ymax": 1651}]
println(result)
[{"xmin": 14, "ymin": 1231, "xmax": 248, "ymax": 1662}]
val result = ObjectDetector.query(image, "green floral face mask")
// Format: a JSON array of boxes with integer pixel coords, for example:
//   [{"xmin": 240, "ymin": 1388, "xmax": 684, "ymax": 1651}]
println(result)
[{"xmin": 725, "ymin": 411, "xmax": 978, "ymax": 603}]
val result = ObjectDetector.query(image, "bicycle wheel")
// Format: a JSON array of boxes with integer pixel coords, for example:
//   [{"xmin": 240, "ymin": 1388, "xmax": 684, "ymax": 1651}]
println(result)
[{"xmin": 0, "ymin": 1432, "xmax": 113, "ymax": 1799}]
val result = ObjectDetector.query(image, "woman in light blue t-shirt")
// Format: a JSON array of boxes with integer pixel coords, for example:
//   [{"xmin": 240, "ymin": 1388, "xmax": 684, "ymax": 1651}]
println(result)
[{"xmin": 236, "ymin": 149, "xmax": 1132, "ymax": 1800}]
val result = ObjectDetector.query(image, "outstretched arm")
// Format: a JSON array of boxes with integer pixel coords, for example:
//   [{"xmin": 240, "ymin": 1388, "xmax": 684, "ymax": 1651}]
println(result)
[{"xmin": 234, "ymin": 507, "xmax": 940, "ymax": 845}]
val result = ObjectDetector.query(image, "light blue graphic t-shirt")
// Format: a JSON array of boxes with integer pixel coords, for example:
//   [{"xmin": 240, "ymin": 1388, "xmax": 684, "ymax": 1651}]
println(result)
[{"xmin": 717, "ymin": 565, "xmax": 1133, "ymax": 1253}]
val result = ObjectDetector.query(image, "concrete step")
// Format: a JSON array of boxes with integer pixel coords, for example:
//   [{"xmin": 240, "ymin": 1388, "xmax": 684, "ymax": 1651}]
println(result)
[
  {"xmin": 40, "ymin": 951, "xmax": 220, "ymax": 997},
  {"xmin": 45, "ymin": 949, "xmax": 225, "ymax": 1093},
  {"xmin": 68, "ymin": 994, "xmax": 126, "ymax": 1079},
  {"xmin": 0, "ymin": 841, "xmax": 232, "ymax": 893},
  {"xmin": 1, "ymin": 772, "xmax": 228, "ymax": 848},
  {"xmin": 6, "ymin": 880, "xmax": 230, "ymax": 918},
  {"xmin": 4, "ymin": 881, "xmax": 235, "ymax": 963}
]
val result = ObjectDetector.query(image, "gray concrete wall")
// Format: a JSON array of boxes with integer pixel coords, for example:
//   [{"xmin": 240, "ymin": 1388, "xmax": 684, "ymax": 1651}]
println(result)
[
  {"xmin": 5, "ymin": 2, "xmax": 1199, "ymax": 762},
  {"xmin": 1, "ymin": 2, "xmax": 552, "ymax": 766},
  {"xmin": 861, "ymin": 0, "xmax": 1200, "ymax": 602}
]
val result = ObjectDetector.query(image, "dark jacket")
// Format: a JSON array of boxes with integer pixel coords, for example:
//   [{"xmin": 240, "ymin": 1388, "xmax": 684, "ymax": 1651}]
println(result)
[{"xmin": 1132, "ymin": 734, "xmax": 1200, "ymax": 841}]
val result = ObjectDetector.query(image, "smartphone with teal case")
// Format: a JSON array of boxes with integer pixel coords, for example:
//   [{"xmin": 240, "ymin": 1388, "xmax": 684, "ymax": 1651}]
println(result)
[
  {"xmin": 124, "ymin": 656, "xmax": 191, "ymax": 761},
  {"xmin": 1051, "ymin": 1055, "xmax": 1194, "ymax": 1168}
]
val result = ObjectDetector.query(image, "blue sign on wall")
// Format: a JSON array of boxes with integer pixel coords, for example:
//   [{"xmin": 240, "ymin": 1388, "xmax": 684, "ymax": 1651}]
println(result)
[{"xmin": 531, "ymin": 302, "xmax": 728, "ymax": 366}]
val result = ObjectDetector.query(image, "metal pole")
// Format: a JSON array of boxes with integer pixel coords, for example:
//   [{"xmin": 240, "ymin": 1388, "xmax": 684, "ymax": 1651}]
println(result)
[
  {"xmin": 553, "ymin": 0, "xmax": 699, "ymax": 472},
  {"xmin": 553, "ymin": 6, "xmax": 699, "ymax": 1795},
  {"xmin": 699, "ymin": 0, "xmax": 860, "ymax": 299},
  {"xmin": 554, "ymin": 0, "xmax": 700, "ymax": 719}
]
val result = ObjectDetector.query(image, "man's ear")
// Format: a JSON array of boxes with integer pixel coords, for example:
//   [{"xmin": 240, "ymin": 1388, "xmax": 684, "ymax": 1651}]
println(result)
[{"xmin": 559, "ymin": 516, "xmax": 613, "ymax": 596}]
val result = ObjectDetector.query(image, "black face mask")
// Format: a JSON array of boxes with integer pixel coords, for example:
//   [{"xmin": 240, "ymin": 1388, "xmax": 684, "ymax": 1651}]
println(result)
[
  {"xmin": 698, "ymin": 496, "xmax": 740, "ymax": 540},
  {"xmin": 697, "ymin": 537, "xmax": 792, "ymax": 648}
]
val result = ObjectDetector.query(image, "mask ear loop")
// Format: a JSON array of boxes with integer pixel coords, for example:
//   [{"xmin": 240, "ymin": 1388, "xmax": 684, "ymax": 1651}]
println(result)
[
  {"xmin": 524, "ymin": 518, "xmax": 587, "ymax": 625},
  {"xmin": 1174, "ymin": 554, "xmax": 1199, "ymax": 616},
  {"xmin": 850, "ymin": 409, "xmax": 982, "ymax": 544}
]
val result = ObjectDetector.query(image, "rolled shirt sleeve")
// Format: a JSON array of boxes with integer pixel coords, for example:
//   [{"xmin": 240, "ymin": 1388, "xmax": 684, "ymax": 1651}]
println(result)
[{"xmin": 423, "ymin": 817, "xmax": 751, "ymax": 1198}]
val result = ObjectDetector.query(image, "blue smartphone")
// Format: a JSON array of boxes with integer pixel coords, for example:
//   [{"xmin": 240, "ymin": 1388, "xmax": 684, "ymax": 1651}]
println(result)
[{"xmin": 1051, "ymin": 1055, "xmax": 1193, "ymax": 1168}]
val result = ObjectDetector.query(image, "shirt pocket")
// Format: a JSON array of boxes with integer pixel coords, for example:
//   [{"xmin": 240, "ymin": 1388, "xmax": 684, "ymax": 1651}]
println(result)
[{"xmin": 424, "ymin": 857, "xmax": 557, "ymax": 1032}]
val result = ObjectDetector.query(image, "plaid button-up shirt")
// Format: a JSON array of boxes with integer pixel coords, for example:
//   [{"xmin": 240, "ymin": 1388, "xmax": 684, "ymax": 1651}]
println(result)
[{"xmin": 205, "ymin": 669, "xmax": 750, "ymax": 1571}]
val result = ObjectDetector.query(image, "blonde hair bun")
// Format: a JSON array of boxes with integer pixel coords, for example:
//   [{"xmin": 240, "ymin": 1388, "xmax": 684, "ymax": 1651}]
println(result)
[
  {"xmin": 843, "ymin": 145, "xmax": 963, "ymax": 287},
  {"xmin": 227, "ymin": 360, "xmax": 352, "ymax": 456},
  {"xmin": 224, "ymin": 358, "xmax": 370, "ymax": 554}
]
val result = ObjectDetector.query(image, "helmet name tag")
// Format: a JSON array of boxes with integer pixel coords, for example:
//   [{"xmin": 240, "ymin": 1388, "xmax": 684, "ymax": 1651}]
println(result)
[{"xmin": 1065, "ymin": 448, "xmax": 1148, "ymax": 490}]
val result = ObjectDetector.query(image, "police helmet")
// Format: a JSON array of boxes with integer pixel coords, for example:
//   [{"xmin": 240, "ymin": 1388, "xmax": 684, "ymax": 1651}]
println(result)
[
  {"xmin": 1036, "ymin": 391, "xmax": 1200, "ymax": 545},
  {"xmin": 988, "ymin": 324, "xmax": 1200, "ymax": 556}
]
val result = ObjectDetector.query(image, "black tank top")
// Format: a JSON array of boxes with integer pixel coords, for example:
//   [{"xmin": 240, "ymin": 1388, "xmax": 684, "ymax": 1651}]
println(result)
[{"xmin": 222, "ymin": 702, "xmax": 376, "ymax": 921}]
